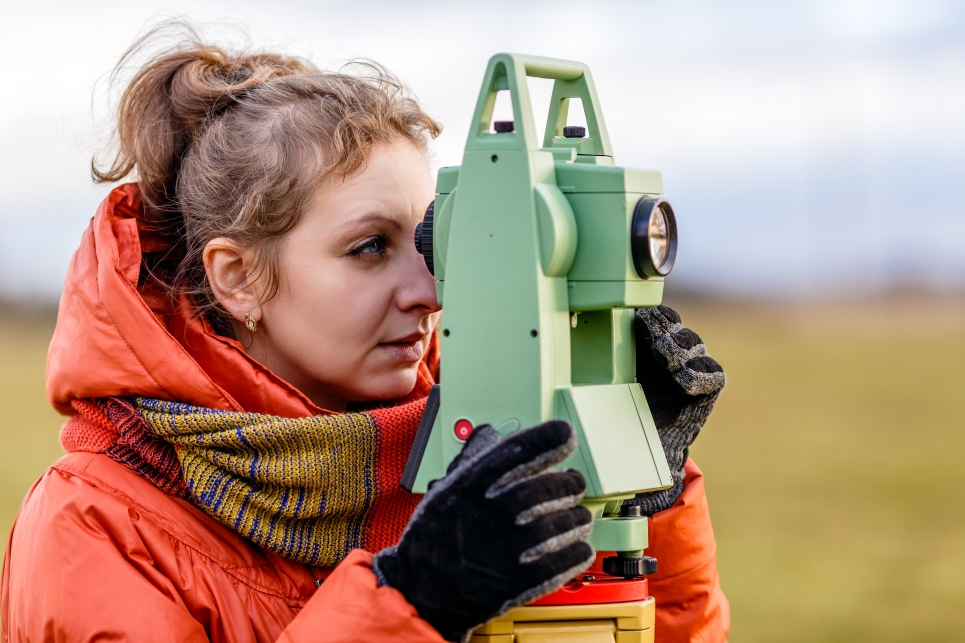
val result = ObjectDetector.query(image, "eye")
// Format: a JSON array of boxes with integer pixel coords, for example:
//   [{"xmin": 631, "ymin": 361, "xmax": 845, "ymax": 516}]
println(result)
[{"xmin": 349, "ymin": 234, "xmax": 389, "ymax": 259}]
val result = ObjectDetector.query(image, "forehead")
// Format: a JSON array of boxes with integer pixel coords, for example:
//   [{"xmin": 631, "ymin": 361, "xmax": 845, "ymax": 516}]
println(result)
[
  {"xmin": 332, "ymin": 139, "xmax": 431, "ymax": 200},
  {"xmin": 299, "ymin": 139, "xmax": 433, "ymax": 235}
]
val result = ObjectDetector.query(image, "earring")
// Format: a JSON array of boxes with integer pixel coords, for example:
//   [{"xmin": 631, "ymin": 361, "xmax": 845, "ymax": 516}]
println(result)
[{"xmin": 244, "ymin": 313, "xmax": 258, "ymax": 333}]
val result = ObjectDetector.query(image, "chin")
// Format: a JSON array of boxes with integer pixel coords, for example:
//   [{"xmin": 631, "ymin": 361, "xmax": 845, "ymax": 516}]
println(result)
[{"xmin": 351, "ymin": 369, "xmax": 419, "ymax": 403}]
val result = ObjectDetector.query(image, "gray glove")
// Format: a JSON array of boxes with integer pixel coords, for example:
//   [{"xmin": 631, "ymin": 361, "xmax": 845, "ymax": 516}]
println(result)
[{"xmin": 626, "ymin": 305, "xmax": 726, "ymax": 515}]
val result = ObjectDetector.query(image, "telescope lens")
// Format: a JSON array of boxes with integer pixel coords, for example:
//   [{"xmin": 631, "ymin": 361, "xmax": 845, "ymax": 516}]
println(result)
[
  {"xmin": 649, "ymin": 209, "xmax": 670, "ymax": 269},
  {"xmin": 631, "ymin": 198, "xmax": 677, "ymax": 278}
]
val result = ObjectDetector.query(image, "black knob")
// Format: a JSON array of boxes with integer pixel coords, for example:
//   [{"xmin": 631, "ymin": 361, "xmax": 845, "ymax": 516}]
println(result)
[
  {"xmin": 620, "ymin": 504, "xmax": 642, "ymax": 518},
  {"xmin": 602, "ymin": 555, "xmax": 658, "ymax": 579},
  {"xmin": 643, "ymin": 556, "xmax": 658, "ymax": 575},
  {"xmin": 563, "ymin": 125, "xmax": 586, "ymax": 138},
  {"xmin": 414, "ymin": 200, "xmax": 434, "ymax": 275},
  {"xmin": 493, "ymin": 120, "xmax": 515, "ymax": 133}
]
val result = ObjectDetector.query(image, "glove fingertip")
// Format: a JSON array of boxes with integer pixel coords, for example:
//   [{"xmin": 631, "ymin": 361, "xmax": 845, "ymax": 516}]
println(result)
[
  {"xmin": 542, "ymin": 420, "xmax": 579, "ymax": 461},
  {"xmin": 508, "ymin": 419, "xmax": 576, "ymax": 454},
  {"xmin": 670, "ymin": 327, "xmax": 703, "ymax": 350},
  {"xmin": 465, "ymin": 424, "xmax": 502, "ymax": 451},
  {"xmin": 504, "ymin": 541, "xmax": 596, "ymax": 613},
  {"xmin": 575, "ymin": 540, "xmax": 596, "ymax": 564},
  {"xmin": 656, "ymin": 305, "xmax": 682, "ymax": 325},
  {"xmin": 551, "ymin": 540, "xmax": 597, "ymax": 580},
  {"xmin": 562, "ymin": 468, "xmax": 588, "ymax": 494},
  {"xmin": 445, "ymin": 424, "xmax": 503, "ymax": 476},
  {"xmin": 685, "ymin": 355, "xmax": 724, "ymax": 375},
  {"xmin": 541, "ymin": 419, "xmax": 576, "ymax": 438}
]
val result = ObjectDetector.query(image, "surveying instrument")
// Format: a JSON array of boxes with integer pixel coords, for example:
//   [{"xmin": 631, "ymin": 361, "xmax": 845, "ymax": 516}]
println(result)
[{"xmin": 403, "ymin": 53, "xmax": 680, "ymax": 642}]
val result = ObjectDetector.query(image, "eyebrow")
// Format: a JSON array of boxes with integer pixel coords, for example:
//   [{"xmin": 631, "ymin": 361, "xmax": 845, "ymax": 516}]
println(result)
[{"xmin": 337, "ymin": 212, "xmax": 404, "ymax": 233}]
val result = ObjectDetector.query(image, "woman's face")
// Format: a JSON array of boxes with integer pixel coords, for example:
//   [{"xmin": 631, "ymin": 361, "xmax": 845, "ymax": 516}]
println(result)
[{"xmin": 210, "ymin": 139, "xmax": 441, "ymax": 411}]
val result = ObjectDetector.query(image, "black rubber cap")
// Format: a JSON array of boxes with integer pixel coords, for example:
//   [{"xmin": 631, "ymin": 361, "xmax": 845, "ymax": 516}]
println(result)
[
  {"xmin": 602, "ymin": 555, "xmax": 658, "ymax": 578},
  {"xmin": 563, "ymin": 125, "xmax": 586, "ymax": 138},
  {"xmin": 414, "ymin": 200, "xmax": 434, "ymax": 275},
  {"xmin": 620, "ymin": 504, "xmax": 643, "ymax": 518},
  {"xmin": 643, "ymin": 556, "xmax": 658, "ymax": 575},
  {"xmin": 494, "ymin": 120, "xmax": 515, "ymax": 133}
]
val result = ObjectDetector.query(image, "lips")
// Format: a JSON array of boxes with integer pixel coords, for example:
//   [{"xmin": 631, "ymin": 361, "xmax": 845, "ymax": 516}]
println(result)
[{"xmin": 378, "ymin": 331, "xmax": 428, "ymax": 364}]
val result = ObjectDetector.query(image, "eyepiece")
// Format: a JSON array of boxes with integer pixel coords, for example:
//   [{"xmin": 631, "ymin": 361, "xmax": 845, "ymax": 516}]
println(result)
[
  {"xmin": 630, "ymin": 197, "xmax": 677, "ymax": 278},
  {"xmin": 414, "ymin": 200, "xmax": 435, "ymax": 275}
]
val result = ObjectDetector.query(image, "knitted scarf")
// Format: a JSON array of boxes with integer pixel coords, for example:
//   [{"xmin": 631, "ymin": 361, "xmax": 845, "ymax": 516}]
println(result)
[{"xmin": 60, "ymin": 396, "xmax": 426, "ymax": 567}]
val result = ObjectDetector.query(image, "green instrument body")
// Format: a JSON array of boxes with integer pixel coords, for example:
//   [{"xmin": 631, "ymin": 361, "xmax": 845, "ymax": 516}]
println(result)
[{"xmin": 403, "ymin": 54, "xmax": 674, "ymax": 553}]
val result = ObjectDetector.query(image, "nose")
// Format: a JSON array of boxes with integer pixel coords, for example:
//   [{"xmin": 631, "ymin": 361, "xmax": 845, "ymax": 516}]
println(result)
[{"xmin": 396, "ymin": 242, "xmax": 442, "ymax": 314}]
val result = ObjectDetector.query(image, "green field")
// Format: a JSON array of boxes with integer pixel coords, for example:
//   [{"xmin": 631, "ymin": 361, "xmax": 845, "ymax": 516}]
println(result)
[
  {"xmin": 2, "ymin": 296, "xmax": 963, "ymax": 641},
  {"xmin": 0, "ymin": 307, "xmax": 65, "ymax": 552}
]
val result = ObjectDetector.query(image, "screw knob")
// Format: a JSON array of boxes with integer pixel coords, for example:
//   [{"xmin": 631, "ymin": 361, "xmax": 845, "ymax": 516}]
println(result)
[
  {"xmin": 602, "ymin": 555, "xmax": 658, "ymax": 579},
  {"xmin": 493, "ymin": 120, "xmax": 515, "ymax": 133},
  {"xmin": 620, "ymin": 504, "xmax": 642, "ymax": 517},
  {"xmin": 563, "ymin": 125, "xmax": 586, "ymax": 138}
]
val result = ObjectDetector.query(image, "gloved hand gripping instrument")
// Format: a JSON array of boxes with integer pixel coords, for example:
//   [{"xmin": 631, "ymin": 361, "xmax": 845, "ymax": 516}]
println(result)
[{"xmin": 375, "ymin": 421, "xmax": 594, "ymax": 642}]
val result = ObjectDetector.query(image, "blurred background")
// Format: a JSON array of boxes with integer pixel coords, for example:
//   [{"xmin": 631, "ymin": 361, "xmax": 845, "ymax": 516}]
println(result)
[{"xmin": 1, "ymin": 1, "xmax": 963, "ymax": 640}]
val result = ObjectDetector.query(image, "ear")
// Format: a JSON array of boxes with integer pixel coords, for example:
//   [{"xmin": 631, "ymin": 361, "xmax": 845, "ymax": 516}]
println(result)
[{"xmin": 203, "ymin": 238, "xmax": 264, "ymax": 323}]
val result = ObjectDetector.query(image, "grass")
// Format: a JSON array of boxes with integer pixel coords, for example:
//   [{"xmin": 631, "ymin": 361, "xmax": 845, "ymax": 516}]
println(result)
[
  {"xmin": 0, "ymin": 308, "xmax": 66, "ymax": 557},
  {"xmin": 671, "ymin": 295, "xmax": 965, "ymax": 642},
  {"xmin": 1, "ymin": 295, "xmax": 963, "ymax": 640}
]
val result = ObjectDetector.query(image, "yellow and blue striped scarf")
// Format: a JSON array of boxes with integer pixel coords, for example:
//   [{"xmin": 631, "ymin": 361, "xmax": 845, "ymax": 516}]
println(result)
[{"xmin": 64, "ymin": 396, "xmax": 425, "ymax": 567}]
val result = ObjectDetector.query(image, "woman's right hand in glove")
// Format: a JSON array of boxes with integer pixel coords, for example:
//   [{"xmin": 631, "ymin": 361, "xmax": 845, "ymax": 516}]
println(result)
[{"xmin": 372, "ymin": 421, "xmax": 595, "ymax": 643}]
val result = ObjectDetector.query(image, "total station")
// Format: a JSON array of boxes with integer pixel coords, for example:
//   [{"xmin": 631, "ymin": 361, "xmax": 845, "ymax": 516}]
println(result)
[{"xmin": 402, "ymin": 53, "xmax": 680, "ymax": 631}]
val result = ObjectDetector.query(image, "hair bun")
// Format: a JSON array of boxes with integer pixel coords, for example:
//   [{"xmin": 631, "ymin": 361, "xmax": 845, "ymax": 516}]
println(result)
[
  {"xmin": 93, "ymin": 21, "xmax": 314, "ymax": 220},
  {"xmin": 170, "ymin": 50, "xmax": 312, "ymax": 137}
]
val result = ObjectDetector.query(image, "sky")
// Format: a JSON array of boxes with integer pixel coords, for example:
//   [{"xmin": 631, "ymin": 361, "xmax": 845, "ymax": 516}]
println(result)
[{"xmin": 0, "ymin": 0, "xmax": 963, "ymax": 300}]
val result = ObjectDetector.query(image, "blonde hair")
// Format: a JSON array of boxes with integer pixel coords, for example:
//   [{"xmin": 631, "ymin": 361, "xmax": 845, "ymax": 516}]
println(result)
[{"xmin": 94, "ymin": 21, "xmax": 441, "ymax": 328}]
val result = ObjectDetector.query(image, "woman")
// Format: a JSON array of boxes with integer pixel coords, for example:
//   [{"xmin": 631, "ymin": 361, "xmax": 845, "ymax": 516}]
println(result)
[{"xmin": 1, "ymin": 24, "xmax": 729, "ymax": 643}]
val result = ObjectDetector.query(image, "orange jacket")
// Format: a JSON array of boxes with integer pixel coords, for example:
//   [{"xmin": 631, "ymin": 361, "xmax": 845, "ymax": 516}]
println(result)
[{"xmin": 1, "ymin": 184, "xmax": 728, "ymax": 642}]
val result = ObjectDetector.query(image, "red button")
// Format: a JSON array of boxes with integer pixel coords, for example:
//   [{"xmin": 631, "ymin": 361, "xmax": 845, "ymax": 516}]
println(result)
[{"xmin": 454, "ymin": 419, "xmax": 474, "ymax": 441}]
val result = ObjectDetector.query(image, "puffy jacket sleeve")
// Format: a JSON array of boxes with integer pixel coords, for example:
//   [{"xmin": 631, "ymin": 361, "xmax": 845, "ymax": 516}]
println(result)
[
  {"xmin": 278, "ymin": 550, "xmax": 442, "ymax": 643},
  {"xmin": 645, "ymin": 458, "xmax": 730, "ymax": 643},
  {"xmin": 2, "ymin": 469, "xmax": 209, "ymax": 642},
  {"xmin": 1, "ymin": 457, "xmax": 444, "ymax": 643}
]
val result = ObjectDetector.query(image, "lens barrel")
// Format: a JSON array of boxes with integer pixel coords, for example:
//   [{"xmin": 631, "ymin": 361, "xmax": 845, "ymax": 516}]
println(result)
[
  {"xmin": 631, "ymin": 197, "xmax": 678, "ymax": 278},
  {"xmin": 414, "ymin": 200, "xmax": 435, "ymax": 275}
]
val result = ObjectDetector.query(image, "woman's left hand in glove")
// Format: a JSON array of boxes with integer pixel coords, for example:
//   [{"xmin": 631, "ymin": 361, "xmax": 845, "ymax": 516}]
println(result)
[{"xmin": 627, "ymin": 305, "xmax": 726, "ymax": 515}]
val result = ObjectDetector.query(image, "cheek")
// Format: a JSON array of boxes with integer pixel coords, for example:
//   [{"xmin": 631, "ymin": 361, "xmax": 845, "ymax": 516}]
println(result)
[
  {"xmin": 272, "ymin": 257, "xmax": 395, "ymax": 370},
  {"xmin": 296, "ymin": 268, "xmax": 383, "ymax": 341}
]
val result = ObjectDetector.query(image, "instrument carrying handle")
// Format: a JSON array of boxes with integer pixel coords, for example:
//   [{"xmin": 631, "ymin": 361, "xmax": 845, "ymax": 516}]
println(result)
[{"xmin": 465, "ymin": 53, "xmax": 614, "ymax": 157}]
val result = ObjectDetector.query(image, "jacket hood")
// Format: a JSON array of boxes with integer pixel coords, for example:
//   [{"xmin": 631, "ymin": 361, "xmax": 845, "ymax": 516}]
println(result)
[{"xmin": 47, "ymin": 184, "xmax": 437, "ymax": 417}]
